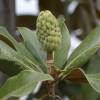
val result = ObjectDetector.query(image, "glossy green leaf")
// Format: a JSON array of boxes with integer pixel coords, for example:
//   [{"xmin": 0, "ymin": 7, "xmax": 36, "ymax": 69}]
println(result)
[
  {"xmin": 85, "ymin": 73, "xmax": 100, "ymax": 94},
  {"xmin": 81, "ymin": 55, "xmax": 100, "ymax": 99},
  {"xmin": 64, "ymin": 26, "xmax": 100, "ymax": 72},
  {"xmin": 0, "ymin": 41, "xmax": 38, "ymax": 72},
  {"xmin": 0, "ymin": 27, "xmax": 45, "ymax": 73},
  {"xmin": 0, "ymin": 27, "xmax": 17, "ymax": 49},
  {"xmin": 86, "ymin": 54, "xmax": 100, "ymax": 74},
  {"xmin": 79, "ymin": 69, "xmax": 100, "ymax": 94},
  {"xmin": 0, "ymin": 70, "xmax": 53, "ymax": 100},
  {"xmin": 16, "ymin": 42, "xmax": 38, "ymax": 65},
  {"xmin": 0, "ymin": 27, "xmax": 36, "ymax": 63},
  {"xmin": 18, "ymin": 27, "xmax": 47, "ymax": 72},
  {"xmin": 81, "ymin": 84, "xmax": 99, "ymax": 100},
  {"xmin": 54, "ymin": 18, "xmax": 70, "ymax": 68},
  {"xmin": 0, "ymin": 60, "xmax": 22, "ymax": 76}
]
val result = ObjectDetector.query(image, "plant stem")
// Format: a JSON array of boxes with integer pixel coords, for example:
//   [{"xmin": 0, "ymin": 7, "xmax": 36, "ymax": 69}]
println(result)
[
  {"xmin": 47, "ymin": 81, "xmax": 56, "ymax": 100},
  {"xmin": 47, "ymin": 52, "xmax": 56, "ymax": 100}
]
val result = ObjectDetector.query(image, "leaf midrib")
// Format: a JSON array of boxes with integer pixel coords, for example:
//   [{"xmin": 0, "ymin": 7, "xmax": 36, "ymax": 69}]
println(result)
[
  {"xmin": 64, "ymin": 43, "xmax": 100, "ymax": 71},
  {"xmin": 0, "ymin": 70, "xmax": 52, "ymax": 100},
  {"xmin": 0, "ymin": 81, "xmax": 36, "ymax": 100}
]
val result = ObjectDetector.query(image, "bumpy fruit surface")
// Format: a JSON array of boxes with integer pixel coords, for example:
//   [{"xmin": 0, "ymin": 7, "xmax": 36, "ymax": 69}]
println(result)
[{"xmin": 36, "ymin": 10, "xmax": 62, "ymax": 52}]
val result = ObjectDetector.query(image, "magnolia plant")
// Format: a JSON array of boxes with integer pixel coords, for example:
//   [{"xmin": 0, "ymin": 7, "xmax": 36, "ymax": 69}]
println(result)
[{"xmin": 0, "ymin": 10, "xmax": 100, "ymax": 100}]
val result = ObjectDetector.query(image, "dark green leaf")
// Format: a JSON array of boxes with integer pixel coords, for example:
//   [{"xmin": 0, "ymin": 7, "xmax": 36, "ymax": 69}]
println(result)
[
  {"xmin": 54, "ymin": 18, "xmax": 70, "ymax": 69},
  {"xmin": 81, "ymin": 84, "xmax": 99, "ymax": 100},
  {"xmin": 77, "ymin": 68, "xmax": 100, "ymax": 94},
  {"xmin": 0, "ymin": 70, "xmax": 53, "ymax": 100},
  {"xmin": 0, "ymin": 27, "xmax": 36, "ymax": 63},
  {"xmin": 0, "ymin": 41, "xmax": 38, "ymax": 72},
  {"xmin": 0, "ymin": 60, "xmax": 22, "ymax": 76},
  {"xmin": 18, "ymin": 27, "xmax": 47, "ymax": 72},
  {"xmin": 64, "ymin": 26, "xmax": 100, "ymax": 72},
  {"xmin": 86, "ymin": 54, "xmax": 100, "ymax": 74},
  {"xmin": 16, "ymin": 42, "xmax": 38, "ymax": 65}
]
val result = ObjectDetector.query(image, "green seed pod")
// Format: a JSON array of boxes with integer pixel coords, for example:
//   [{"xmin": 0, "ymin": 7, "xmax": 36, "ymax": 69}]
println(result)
[{"xmin": 36, "ymin": 10, "xmax": 62, "ymax": 52}]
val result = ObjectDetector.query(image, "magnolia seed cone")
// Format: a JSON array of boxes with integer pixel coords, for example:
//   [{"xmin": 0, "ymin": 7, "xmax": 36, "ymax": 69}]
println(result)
[{"xmin": 36, "ymin": 10, "xmax": 62, "ymax": 52}]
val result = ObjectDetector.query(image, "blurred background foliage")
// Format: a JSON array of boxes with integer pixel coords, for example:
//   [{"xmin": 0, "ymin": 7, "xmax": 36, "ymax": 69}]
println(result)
[{"xmin": 0, "ymin": 0, "xmax": 100, "ymax": 100}]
